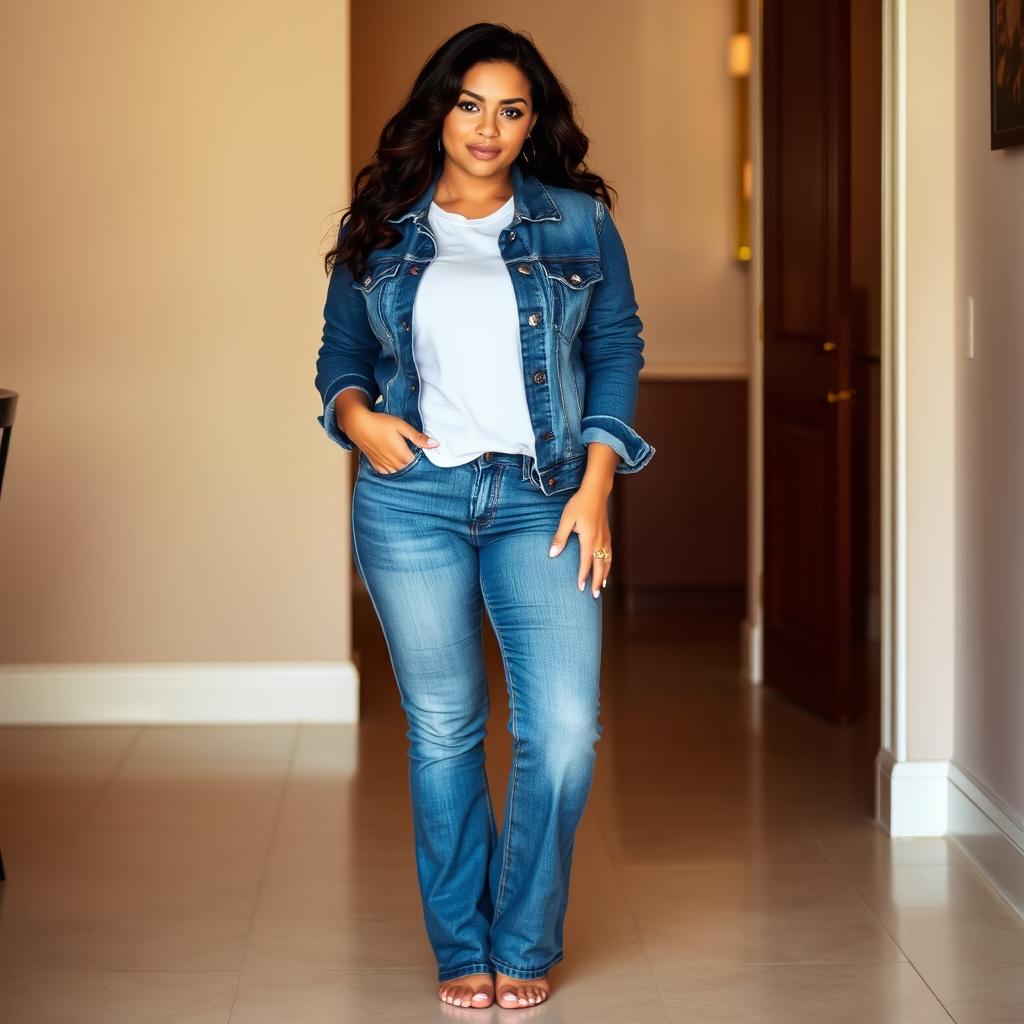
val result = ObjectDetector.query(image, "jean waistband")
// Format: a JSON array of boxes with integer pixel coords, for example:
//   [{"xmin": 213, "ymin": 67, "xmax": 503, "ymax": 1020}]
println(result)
[{"xmin": 469, "ymin": 450, "xmax": 535, "ymax": 481}]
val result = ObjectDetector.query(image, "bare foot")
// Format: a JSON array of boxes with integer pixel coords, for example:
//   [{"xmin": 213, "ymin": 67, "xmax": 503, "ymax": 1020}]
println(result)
[
  {"xmin": 437, "ymin": 972, "xmax": 494, "ymax": 1008},
  {"xmin": 494, "ymin": 970, "xmax": 551, "ymax": 1008}
]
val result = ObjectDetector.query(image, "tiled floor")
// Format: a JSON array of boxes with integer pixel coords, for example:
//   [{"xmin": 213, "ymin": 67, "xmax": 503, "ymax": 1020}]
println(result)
[{"xmin": 1, "ymin": 592, "xmax": 1022, "ymax": 1022}]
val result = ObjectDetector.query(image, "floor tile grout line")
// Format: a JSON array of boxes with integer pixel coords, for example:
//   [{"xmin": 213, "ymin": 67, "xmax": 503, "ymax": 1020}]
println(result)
[
  {"xmin": 0, "ymin": 967, "xmax": 252, "ymax": 975},
  {"xmin": 794, "ymin": 804, "xmax": 960, "ymax": 1023},
  {"xmin": 224, "ymin": 724, "xmax": 302, "ymax": 1024},
  {"xmin": 59, "ymin": 726, "xmax": 144, "ymax": 855},
  {"xmin": 589, "ymin": 802, "xmax": 678, "ymax": 1022}
]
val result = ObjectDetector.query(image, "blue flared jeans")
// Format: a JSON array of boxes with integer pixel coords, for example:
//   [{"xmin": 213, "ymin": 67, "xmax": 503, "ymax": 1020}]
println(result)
[{"xmin": 350, "ymin": 444, "xmax": 604, "ymax": 982}]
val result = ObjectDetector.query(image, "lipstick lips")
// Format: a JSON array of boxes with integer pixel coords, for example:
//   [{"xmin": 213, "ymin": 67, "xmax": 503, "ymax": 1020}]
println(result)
[{"xmin": 468, "ymin": 145, "xmax": 501, "ymax": 160}]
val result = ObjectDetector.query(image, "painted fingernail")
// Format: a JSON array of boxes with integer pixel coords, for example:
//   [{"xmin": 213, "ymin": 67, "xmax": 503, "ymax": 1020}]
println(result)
[
  {"xmin": 549, "ymin": 544, "xmax": 559, "ymax": 557},
  {"xmin": 579, "ymin": 580, "xmax": 585, "ymax": 591},
  {"xmin": 593, "ymin": 589, "xmax": 600, "ymax": 598}
]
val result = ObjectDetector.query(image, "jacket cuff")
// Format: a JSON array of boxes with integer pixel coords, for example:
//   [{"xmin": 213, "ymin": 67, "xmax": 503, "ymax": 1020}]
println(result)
[
  {"xmin": 317, "ymin": 376, "xmax": 376, "ymax": 452},
  {"xmin": 581, "ymin": 414, "xmax": 656, "ymax": 474}
]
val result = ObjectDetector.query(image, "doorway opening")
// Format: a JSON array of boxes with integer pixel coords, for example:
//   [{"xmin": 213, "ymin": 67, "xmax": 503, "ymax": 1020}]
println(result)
[{"xmin": 749, "ymin": 0, "xmax": 883, "ymax": 813}]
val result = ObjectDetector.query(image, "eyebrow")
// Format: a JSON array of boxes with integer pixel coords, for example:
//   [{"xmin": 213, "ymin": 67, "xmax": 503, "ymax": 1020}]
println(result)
[{"xmin": 460, "ymin": 89, "xmax": 529, "ymax": 106}]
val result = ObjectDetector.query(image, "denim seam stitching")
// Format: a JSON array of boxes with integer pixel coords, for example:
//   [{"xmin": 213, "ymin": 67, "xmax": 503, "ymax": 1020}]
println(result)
[
  {"xmin": 438, "ymin": 961, "xmax": 495, "ymax": 982},
  {"xmin": 488, "ymin": 950, "xmax": 565, "ymax": 980},
  {"xmin": 350, "ymin": 484, "xmax": 396, "ymax": 670},
  {"xmin": 484, "ymin": 464, "xmax": 504, "ymax": 528},
  {"xmin": 482, "ymin": 757, "xmax": 498, "ymax": 847},
  {"xmin": 480, "ymin": 575, "xmax": 520, "ymax": 926},
  {"xmin": 468, "ymin": 463, "xmax": 483, "ymax": 541}
]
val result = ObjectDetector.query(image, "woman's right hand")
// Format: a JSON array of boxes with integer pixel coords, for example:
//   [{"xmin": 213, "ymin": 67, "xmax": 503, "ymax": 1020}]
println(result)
[{"xmin": 336, "ymin": 391, "xmax": 438, "ymax": 473}]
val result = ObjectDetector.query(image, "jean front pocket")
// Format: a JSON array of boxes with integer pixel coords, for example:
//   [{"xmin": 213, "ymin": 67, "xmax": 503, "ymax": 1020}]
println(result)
[{"xmin": 360, "ymin": 444, "xmax": 424, "ymax": 479}]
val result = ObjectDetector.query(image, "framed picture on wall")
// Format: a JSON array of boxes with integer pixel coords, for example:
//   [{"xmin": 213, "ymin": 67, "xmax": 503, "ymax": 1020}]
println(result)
[{"xmin": 991, "ymin": 0, "xmax": 1024, "ymax": 148}]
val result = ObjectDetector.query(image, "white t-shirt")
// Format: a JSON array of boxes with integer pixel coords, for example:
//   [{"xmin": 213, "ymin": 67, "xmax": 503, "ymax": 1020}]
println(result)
[{"xmin": 411, "ymin": 194, "xmax": 537, "ymax": 468}]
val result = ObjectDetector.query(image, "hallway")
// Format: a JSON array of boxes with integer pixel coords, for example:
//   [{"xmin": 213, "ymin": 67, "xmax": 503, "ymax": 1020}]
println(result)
[{"xmin": 1, "ymin": 595, "xmax": 1021, "ymax": 1022}]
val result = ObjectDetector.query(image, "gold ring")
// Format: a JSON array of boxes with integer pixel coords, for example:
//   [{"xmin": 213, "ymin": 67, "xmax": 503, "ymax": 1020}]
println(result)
[{"xmin": 593, "ymin": 548, "xmax": 609, "ymax": 559}]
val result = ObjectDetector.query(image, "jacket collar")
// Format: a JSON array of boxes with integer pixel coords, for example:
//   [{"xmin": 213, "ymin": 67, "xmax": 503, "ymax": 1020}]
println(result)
[{"xmin": 386, "ymin": 160, "xmax": 561, "ymax": 225}]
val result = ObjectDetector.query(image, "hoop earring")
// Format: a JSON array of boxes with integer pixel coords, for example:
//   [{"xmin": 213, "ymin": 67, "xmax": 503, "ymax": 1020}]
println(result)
[
  {"xmin": 437, "ymin": 136, "xmax": 442, "ymax": 152},
  {"xmin": 521, "ymin": 134, "xmax": 537, "ymax": 163}
]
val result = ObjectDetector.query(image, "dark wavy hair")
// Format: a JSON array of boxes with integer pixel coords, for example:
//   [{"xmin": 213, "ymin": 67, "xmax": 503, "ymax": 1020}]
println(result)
[{"xmin": 323, "ymin": 22, "xmax": 618, "ymax": 281}]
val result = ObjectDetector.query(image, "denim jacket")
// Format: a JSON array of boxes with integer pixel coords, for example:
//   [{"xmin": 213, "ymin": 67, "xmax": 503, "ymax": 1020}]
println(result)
[{"xmin": 315, "ymin": 161, "xmax": 655, "ymax": 495}]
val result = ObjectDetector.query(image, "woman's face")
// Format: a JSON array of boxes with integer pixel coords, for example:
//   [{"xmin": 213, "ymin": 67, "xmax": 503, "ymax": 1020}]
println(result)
[{"xmin": 440, "ymin": 61, "xmax": 539, "ymax": 179}]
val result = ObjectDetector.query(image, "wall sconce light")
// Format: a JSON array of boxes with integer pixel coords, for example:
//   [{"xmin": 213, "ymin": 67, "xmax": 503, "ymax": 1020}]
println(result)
[
  {"xmin": 729, "ymin": 32, "xmax": 751, "ymax": 78},
  {"xmin": 729, "ymin": 7, "xmax": 752, "ymax": 264}
]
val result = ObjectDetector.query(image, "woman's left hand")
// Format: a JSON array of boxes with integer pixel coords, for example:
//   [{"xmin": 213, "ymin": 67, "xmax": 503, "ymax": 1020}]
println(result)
[{"xmin": 548, "ymin": 481, "xmax": 613, "ymax": 598}]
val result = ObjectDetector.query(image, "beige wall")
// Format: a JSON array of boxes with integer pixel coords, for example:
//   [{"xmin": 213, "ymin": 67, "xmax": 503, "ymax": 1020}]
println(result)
[
  {"xmin": 903, "ymin": 0, "xmax": 958, "ymax": 762},
  {"xmin": 954, "ymin": 0, "xmax": 1024, "ymax": 818},
  {"xmin": 0, "ymin": 1, "xmax": 353, "ymax": 664},
  {"xmin": 0, "ymin": 2, "xmax": 745, "ymax": 680},
  {"xmin": 351, "ymin": 0, "xmax": 750, "ymax": 373}
]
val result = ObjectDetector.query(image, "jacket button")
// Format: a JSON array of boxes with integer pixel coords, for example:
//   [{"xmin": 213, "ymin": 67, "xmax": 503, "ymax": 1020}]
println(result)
[
  {"xmin": 509, "ymin": 231, "xmax": 516, "ymax": 240},
  {"xmin": 401, "ymin": 320, "xmax": 410, "ymax": 331},
  {"xmin": 546, "ymin": 476, "xmax": 557, "ymax": 487},
  {"xmin": 408, "ymin": 266, "xmax": 420, "ymax": 275},
  {"xmin": 517, "ymin": 263, "xmax": 531, "ymax": 275},
  {"xmin": 532, "ymin": 370, "xmax": 546, "ymax": 384},
  {"xmin": 569, "ymin": 273, "xmax": 583, "ymax": 284},
  {"xmin": 542, "ymin": 430, "xmax": 555, "ymax": 441},
  {"xmin": 363, "ymin": 275, "xmax": 373, "ymax": 286},
  {"xmin": 409, "ymin": 382, "xmax": 417, "ymax": 391},
  {"xmin": 528, "ymin": 312, "xmax": 542, "ymax": 326}
]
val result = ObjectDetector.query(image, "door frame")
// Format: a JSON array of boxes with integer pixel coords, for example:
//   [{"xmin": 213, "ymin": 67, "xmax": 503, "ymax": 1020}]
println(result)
[{"xmin": 744, "ymin": 0, "xmax": 954, "ymax": 835}]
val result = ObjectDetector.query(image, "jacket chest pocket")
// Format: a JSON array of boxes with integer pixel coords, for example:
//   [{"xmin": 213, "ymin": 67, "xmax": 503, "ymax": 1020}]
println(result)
[
  {"xmin": 352, "ymin": 259, "xmax": 404, "ymax": 350},
  {"xmin": 353, "ymin": 259, "xmax": 404, "ymax": 294},
  {"xmin": 539, "ymin": 259, "xmax": 603, "ymax": 343}
]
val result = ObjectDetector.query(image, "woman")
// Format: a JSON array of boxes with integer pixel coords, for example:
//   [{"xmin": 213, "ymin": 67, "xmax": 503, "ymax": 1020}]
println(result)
[{"xmin": 314, "ymin": 22, "xmax": 655, "ymax": 1010}]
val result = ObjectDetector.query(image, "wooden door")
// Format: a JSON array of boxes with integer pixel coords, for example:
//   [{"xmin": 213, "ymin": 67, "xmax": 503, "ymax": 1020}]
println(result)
[{"xmin": 762, "ymin": 0, "xmax": 855, "ymax": 722}]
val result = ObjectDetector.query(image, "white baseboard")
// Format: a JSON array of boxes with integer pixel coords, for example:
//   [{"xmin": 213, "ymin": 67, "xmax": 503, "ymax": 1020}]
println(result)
[
  {"xmin": 874, "ymin": 748, "xmax": 949, "ymax": 836},
  {"xmin": 0, "ymin": 662, "xmax": 360, "ymax": 724},
  {"xmin": 875, "ymin": 748, "xmax": 1024, "ymax": 920},
  {"xmin": 947, "ymin": 761, "xmax": 1024, "ymax": 921},
  {"xmin": 741, "ymin": 618, "xmax": 762, "ymax": 683}
]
